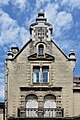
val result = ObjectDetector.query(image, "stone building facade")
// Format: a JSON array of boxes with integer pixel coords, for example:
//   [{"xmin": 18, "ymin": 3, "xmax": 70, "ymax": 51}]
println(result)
[{"xmin": 4, "ymin": 12, "xmax": 80, "ymax": 120}]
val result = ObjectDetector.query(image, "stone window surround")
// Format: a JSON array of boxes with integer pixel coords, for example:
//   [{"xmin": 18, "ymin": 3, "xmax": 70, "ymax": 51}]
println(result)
[
  {"xmin": 25, "ymin": 94, "xmax": 57, "ymax": 108},
  {"xmin": 31, "ymin": 63, "xmax": 51, "ymax": 85},
  {"xmin": 36, "ymin": 42, "xmax": 46, "ymax": 57},
  {"xmin": 33, "ymin": 66, "xmax": 49, "ymax": 83}
]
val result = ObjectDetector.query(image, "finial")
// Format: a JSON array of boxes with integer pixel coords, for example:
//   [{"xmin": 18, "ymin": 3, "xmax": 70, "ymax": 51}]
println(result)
[
  {"xmin": 7, "ymin": 51, "xmax": 13, "ymax": 59},
  {"xmin": 38, "ymin": 9, "xmax": 45, "ymax": 18},
  {"xmin": 70, "ymin": 49, "xmax": 74, "ymax": 53},
  {"xmin": 10, "ymin": 44, "xmax": 19, "ymax": 54},
  {"xmin": 69, "ymin": 49, "xmax": 76, "ymax": 61},
  {"xmin": 39, "ymin": 9, "xmax": 44, "ymax": 13}
]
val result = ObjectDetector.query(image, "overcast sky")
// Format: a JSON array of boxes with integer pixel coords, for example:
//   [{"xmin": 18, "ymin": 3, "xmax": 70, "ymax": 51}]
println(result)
[{"xmin": 0, "ymin": 0, "xmax": 80, "ymax": 101}]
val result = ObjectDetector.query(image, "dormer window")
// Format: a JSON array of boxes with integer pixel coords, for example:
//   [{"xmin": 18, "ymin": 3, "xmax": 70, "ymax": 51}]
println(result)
[{"xmin": 38, "ymin": 44, "xmax": 44, "ymax": 56}]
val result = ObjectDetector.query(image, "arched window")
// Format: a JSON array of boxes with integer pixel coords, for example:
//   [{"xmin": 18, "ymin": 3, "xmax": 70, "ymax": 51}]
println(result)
[
  {"xmin": 26, "ymin": 94, "xmax": 38, "ymax": 117},
  {"xmin": 44, "ymin": 95, "xmax": 56, "ymax": 117},
  {"xmin": 38, "ymin": 44, "xmax": 44, "ymax": 56}
]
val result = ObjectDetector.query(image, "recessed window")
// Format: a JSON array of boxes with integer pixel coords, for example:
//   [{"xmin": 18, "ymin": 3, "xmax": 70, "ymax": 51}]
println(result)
[
  {"xmin": 42, "ymin": 66, "xmax": 49, "ymax": 82},
  {"xmin": 38, "ymin": 44, "xmax": 44, "ymax": 56},
  {"xmin": 33, "ymin": 66, "xmax": 40, "ymax": 83},
  {"xmin": 26, "ymin": 95, "xmax": 38, "ymax": 117},
  {"xmin": 44, "ymin": 95, "xmax": 56, "ymax": 117},
  {"xmin": 33, "ymin": 66, "xmax": 49, "ymax": 83}
]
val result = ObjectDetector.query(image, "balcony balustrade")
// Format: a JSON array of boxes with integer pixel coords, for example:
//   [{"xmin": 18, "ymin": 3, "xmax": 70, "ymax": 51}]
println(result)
[{"xmin": 19, "ymin": 108, "xmax": 64, "ymax": 118}]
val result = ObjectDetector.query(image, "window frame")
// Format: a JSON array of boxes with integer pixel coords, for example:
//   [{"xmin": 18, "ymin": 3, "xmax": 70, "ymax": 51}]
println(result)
[
  {"xmin": 42, "ymin": 71, "xmax": 49, "ymax": 83},
  {"xmin": 32, "ymin": 65, "xmax": 49, "ymax": 83},
  {"xmin": 26, "ymin": 94, "xmax": 38, "ymax": 117},
  {"xmin": 42, "ymin": 66, "xmax": 49, "ymax": 83},
  {"xmin": 44, "ymin": 95, "xmax": 56, "ymax": 117},
  {"xmin": 33, "ymin": 66, "xmax": 40, "ymax": 83},
  {"xmin": 36, "ymin": 43, "xmax": 46, "ymax": 57},
  {"xmin": 38, "ymin": 44, "xmax": 44, "ymax": 56}
]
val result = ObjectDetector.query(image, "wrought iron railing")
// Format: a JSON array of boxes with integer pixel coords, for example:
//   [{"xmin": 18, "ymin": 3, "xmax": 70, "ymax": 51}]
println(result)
[{"xmin": 18, "ymin": 108, "xmax": 64, "ymax": 118}]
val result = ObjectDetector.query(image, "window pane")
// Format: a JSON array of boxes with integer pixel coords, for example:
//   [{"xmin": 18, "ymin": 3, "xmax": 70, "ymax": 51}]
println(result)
[
  {"xmin": 33, "ymin": 66, "xmax": 40, "ymax": 83},
  {"xmin": 33, "ymin": 72, "xmax": 39, "ymax": 82},
  {"xmin": 39, "ymin": 45, "xmax": 44, "ymax": 55},
  {"xmin": 42, "ymin": 72, "xmax": 48, "ymax": 82},
  {"xmin": 39, "ymin": 48, "xmax": 44, "ymax": 55},
  {"xmin": 26, "ymin": 96, "xmax": 38, "ymax": 117},
  {"xmin": 42, "ymin": 66, "xmax": 49, "ymax": 83},
  {"xmin": 44, "ymin": 95, "xmax": 56, "ymax": 117},
  {"xmin": 44, "ymin": 100, "xmax": 56, "ymax": 117}
]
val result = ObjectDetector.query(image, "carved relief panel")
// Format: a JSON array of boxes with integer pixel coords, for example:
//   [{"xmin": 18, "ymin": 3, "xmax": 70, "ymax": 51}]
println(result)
[{"xmin": 35, "ymin": 27, "xmax": 48, "ymax": 41}]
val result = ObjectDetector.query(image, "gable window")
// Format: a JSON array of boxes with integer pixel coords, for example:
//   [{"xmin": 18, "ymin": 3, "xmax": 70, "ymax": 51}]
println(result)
[
  {"xmin": 33, "ymin": 66, "xmax": 49, "ymax": 83},
  {"xmin": 38, "ymin": 45, "xmax": 44, "ymax": 56}
]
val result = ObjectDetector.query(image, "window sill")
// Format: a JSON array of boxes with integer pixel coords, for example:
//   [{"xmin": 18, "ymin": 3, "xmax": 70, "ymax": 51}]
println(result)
[
  {"xmin": 38, "ymin": 55, "xmax": 44, "ymax": 56},
  {"xmin": 33, "ymin": 82, "xmax": 49, "ymax": 86}
]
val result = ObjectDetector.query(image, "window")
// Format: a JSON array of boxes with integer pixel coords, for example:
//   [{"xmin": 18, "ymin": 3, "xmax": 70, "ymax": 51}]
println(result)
[
  {"xmin": 42, "ymin": 66, "xmax": 49, "ymax": 82},
  {"xmin": 26, "ymin": 95, "xmax": 38, "ymax": 117},
  {"xmin": 38, "ymin": 45, "xmax": 44, "ymax": 56},
  {"xmin": 33, "ymin": 66, "xmax": 40, "ymax": 83},
  {"xmin": 33, "ymin": 66, "xmax": 49, "ymax": 83},
  {"xmin": 44, "ymin": 95, "xmax": 56, "ymax": 117}
]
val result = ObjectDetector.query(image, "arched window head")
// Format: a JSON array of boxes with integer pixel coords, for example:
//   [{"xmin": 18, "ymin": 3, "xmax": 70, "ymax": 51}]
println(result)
[
  {"xmin": 38, "ymin": 44, "xmax": 44, "ymax": 56},
  {"xmin": 26, "ymin": 94, "xmax": 38, "ymax": 117},
  {"xmin": 44, "ymin": 94, "xmax": 56, "ymax": 108},
  {"xmin": 44, "ymin": 94, "xmax": 56, "ymax": 117}
]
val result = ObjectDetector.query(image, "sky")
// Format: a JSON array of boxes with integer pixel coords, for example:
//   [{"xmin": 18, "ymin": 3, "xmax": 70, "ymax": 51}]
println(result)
[{"xmin": 0, "ymin": 0, "xmax": 80, "ymax": 102}]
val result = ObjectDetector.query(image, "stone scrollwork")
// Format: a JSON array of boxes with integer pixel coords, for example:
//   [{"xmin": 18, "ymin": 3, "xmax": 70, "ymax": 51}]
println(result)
[{"xmin": 37, "ymin": 27, "xmax": 47, "ymax": 40}]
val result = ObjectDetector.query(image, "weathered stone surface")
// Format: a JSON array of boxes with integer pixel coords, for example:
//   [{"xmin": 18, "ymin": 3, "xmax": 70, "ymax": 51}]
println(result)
[{"xmin": 4, "ymin": 11, "xmax": 79, "ymax": 120}]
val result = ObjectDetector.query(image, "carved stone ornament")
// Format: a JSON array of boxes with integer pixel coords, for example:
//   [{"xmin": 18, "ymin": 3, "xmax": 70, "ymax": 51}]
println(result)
[
  {"xmin": 28, "ymin": 53, "xmax": 55, "ymax": 61},
  {"xmin": 38, "ymin": 27, "xmax": 46, "ymax": 40}
]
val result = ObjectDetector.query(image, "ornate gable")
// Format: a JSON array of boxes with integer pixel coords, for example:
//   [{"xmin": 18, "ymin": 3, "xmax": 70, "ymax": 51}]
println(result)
[{"xmin": 28, "ymin": 53, "xmax": 55, "ymax": 61}]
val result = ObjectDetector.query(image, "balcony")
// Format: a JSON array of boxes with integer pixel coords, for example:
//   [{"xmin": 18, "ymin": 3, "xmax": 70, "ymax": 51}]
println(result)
[{"xmin": 18, "ymin": 108, "xmax": 64, "ymax": 118}]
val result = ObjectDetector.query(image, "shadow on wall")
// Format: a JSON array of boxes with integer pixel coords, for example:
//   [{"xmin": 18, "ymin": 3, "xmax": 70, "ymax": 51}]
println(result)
[{"xmin": 8, "ymin": 116, "xmax": 80, "ymax": 120}]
